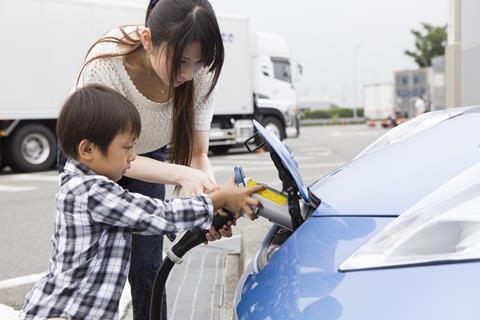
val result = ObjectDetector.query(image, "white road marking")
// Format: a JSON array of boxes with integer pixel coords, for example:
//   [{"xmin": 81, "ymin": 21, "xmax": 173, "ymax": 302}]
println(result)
[
  {"xmin": 0, "ymin": 304, "xmax": 18, "ymax": 319},
  {"xmin": 295, "ymin": 147, "xmax": 333, "ymax": 156},
  {"xmin": 213, "ymin": 161, "xmax": 345, "ymax": 174},
  {"xmin": 0, "ymin": 272, "xmax": 44, "ymax": 290},
  {"xmin": 212, "ymin": 154, "xmax": 316, "ymax": 164},
  {"xmin": 330, "ymin": 130, "xmax": 380, "ymax": 137},
  {"xmin": 299, "ymin": 162, "xmax": 346, "ymax": 169},
  {"xmin": 0, "ymin": 185, "xmax": 38, "ymax": 192},
  {"xmin": 211, "ymin": 155, "xmax": 269, "ymax": 161},
  {"xmin": 9, "ymin": 174, "xmax": 58, "ymax": 183},
  {"xmin": 211, "ymin": 160, "xmax": 273, "ymax": 166}
]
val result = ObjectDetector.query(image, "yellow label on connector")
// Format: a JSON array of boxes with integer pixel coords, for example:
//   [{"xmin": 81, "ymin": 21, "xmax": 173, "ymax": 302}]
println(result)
[{"xmin": 247, "ymin": 180, "xmax": 287, "ymax": 206}]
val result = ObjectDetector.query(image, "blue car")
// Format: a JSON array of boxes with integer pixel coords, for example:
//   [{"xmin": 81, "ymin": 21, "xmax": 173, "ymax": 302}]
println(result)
[{"xmin": 235, "ymin": 107, "xmax": 480, "ymax": 319}]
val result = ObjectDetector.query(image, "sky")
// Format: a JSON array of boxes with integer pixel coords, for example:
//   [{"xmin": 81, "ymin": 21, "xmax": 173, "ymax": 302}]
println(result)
[{"xmin": 209, "ymin": 0, "xmax": 449, "ymax": 107}]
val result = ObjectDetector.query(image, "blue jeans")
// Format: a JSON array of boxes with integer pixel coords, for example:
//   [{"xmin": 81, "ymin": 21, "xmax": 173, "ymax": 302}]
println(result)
[{"xmin": 57, "ymin": 146, "xmax": 168, "ymax": 320}]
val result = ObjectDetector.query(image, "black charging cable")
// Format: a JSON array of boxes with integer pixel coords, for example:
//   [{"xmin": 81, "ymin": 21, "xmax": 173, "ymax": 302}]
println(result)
[{"xmin": 149, "ymin": 210, "xmax": 236, "ymax": 320}]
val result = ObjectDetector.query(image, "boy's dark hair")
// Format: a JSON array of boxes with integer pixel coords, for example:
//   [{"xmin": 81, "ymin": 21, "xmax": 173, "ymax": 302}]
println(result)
[{"xmin": 56, "ymin": 84, "xmax": 141, "ymax": 158}]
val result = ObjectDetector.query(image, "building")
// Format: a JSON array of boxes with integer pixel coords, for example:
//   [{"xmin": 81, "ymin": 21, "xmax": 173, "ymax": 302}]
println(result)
[
  {"xmin": 394, "ymin": 55, "xmax": 446, "ymax": 117},
  {"xmin": 394, "ymin": 69, "xmax": 429, "ymax": 117},
  {"xmin": 446, "ymin": 0, "xmax": 480, "ymax": 106}
]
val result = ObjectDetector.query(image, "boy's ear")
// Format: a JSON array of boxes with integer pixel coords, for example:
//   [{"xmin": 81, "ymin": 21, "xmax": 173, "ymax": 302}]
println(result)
[{"xmin": 77, "ymin": 139, "xmax": 96, "ymax": 161}]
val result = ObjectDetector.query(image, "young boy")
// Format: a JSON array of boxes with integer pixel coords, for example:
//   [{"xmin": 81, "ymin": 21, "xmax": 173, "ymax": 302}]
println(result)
[{"xmin": 19, "ymin": 84, "xmax": 263, "ymax": 320}]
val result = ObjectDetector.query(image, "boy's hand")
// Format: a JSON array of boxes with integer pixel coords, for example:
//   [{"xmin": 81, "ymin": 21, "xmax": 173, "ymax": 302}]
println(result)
[
  {"xmin": 237, "ymin": 180, "xmax": 265, "ymax": 220},
  {"xmin": 205, "ymin": 209, "xmax": 235, "ymax": 243},
  {"xmin": 210, "ymin": 177, "xmax": 265, "ymax": 220}
]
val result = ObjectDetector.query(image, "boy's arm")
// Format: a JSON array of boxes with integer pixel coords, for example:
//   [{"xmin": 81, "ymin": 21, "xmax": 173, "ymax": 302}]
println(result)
[{"xmin": 87, "ymin": 180, "xmax": 213, "ymax": 234}]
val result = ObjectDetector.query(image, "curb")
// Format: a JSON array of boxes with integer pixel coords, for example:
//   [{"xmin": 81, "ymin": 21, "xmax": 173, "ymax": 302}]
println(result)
[{"xmin": 222, "ymin": 253, "xmax": 240, "ymax": 320}]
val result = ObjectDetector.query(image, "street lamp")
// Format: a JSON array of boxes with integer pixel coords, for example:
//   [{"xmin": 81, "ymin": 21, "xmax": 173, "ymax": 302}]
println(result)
[
  {"xmin": 353, "ymin": 43, "xmax": 361, "ymax": 119},
  {"xmin": 342, "ymin": 85, "xmax": 350, "ymax": 107}
]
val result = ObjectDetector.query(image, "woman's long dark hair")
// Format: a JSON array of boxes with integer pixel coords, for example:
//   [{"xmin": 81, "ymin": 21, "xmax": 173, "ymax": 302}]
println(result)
[{"xmin": 78, "ymin": 0, "xmax": 224, "ymax": 168}]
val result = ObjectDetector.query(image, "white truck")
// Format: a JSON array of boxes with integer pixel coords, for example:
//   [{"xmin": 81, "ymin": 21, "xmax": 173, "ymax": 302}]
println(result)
[
  {"xmin": 363, "ymin": 83, "xmax": 395, "ymax": 121},
  {"xmin": 363, "ymin": 83, "xmax": 405, "ymax": 128},
  {"xmin": 209, "ymin": 15, "xmax": 300, "ymax": 154},
  {"xmin": 0, "ymin": 1, "xmax": 299, "ymax": 172}
]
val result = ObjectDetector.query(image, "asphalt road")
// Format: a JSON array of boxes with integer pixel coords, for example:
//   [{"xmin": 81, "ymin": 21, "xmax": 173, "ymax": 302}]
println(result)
[{"xmin": 0, "ymin": 124, "xmax": 385, "ymax": 311}]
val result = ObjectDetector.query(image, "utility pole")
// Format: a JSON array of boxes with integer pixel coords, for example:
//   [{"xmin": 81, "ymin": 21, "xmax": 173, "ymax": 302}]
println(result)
[
  {"xmin": 342, "ymin": 85, "xmax": 349, "ymax": 107},
  {"xmin": 445, "ymin": 0, "xmax": 461, "ymax": 107}
]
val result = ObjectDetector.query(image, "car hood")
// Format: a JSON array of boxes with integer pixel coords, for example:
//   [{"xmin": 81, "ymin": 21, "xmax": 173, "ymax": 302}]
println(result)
[{"xmin": 310, "ymin": 106, "xmax": 480, "ymax": 216}]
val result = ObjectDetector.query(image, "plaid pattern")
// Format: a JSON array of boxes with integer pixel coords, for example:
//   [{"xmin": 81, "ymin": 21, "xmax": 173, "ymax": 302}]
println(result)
[{"xmin": 19, "ymin": 158, "xmax": 213, "ymax": 320}]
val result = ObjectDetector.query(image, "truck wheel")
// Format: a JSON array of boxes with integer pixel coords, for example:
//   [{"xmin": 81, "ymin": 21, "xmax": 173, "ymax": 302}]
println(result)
[
  {"xmin": 210, "ymin": 145, "xmax": 231, "ymax": 155},
  {"xmin": 262, "ymin": 117, "xmax": 285, "ymax": 140},
  {"xmin": 5, "ymin": 124, "xmax": 57, "ymax": 172}
]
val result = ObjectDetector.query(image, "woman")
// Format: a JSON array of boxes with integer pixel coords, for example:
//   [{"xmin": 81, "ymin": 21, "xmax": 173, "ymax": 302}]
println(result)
[{"xmin": 58, "ymin": 0, "xmax": 230, "ymax": 319}]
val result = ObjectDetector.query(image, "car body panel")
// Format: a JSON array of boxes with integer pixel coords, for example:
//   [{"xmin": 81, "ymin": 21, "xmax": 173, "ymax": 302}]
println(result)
[
  {"xmin": 235, "ymin": 216, "xmax": 480, "ymax": 319},
  {"xmin": 235, "ymin": 109, "xmax": 480, "ymax": 319},
  {"xmin": 311, "ymin": 108, "xmax": 480, "ymax": 216}
]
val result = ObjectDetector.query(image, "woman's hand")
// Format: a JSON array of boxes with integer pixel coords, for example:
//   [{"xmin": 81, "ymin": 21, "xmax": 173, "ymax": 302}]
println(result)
[
  {"xmin": 210, "ymin": 177, "xmax": 265, "ymax": 219},
  {"xmin": 179, "ymin": 166, "xmax": 219, "ymax": 195}
]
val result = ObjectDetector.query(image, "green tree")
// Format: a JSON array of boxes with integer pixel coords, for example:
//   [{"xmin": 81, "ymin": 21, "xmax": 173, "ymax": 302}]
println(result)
[{"xmin": 405, "ymin": 23, "xmax": 447, "ymax": 68}]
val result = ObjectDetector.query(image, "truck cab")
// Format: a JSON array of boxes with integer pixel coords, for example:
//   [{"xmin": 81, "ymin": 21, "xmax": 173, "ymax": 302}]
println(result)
[
  {"xmin": 253, "ymin": 32, "xmax": 300, "ymax": 140},
  {"xmin": 209, "ymin": 16, "xmax": 300, "ymax": 154}
]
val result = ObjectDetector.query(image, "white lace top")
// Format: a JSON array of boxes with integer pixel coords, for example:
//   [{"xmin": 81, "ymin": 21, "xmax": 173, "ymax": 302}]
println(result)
[{"xmin": 78, "ymin": 26, "xmax": 215, "ymax": 155}]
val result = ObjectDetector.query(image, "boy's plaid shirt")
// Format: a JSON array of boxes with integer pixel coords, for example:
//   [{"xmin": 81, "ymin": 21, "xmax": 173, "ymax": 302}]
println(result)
[{"xmin": 19, "ymin": 158, "xmax": 213, "ymax": 319}]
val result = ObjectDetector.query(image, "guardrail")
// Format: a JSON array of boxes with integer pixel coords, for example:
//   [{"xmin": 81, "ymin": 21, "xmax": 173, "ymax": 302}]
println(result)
[{"xmin": 300, "ymin": 117, "xmax": 366, "ymax": 125}]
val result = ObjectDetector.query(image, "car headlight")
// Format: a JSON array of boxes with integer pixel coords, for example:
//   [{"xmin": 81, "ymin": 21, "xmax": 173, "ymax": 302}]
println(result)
[{"xmin": 339, "ymin": 161, "xmax": 480, "ymax": 271}]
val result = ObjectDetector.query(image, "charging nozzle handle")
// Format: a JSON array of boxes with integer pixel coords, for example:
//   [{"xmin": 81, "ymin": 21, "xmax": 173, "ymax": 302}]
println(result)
[
  {"xmin": 150, "ymin": 210, "xmax": 236, "ymax": 320},
  {"xmin": 170, "ymin": 164, "xmax": 242, "ymax": 257},
  {"xmin": 211, "ymin": 209, "xmax": 236, "ymax": 229},
  {"xmin": 171, "ymin": 209, "xmax": 236, "ymax": 258},
  {"xmin": 151, "ymin": 166, "xmax": 243, "ymax": 320}
]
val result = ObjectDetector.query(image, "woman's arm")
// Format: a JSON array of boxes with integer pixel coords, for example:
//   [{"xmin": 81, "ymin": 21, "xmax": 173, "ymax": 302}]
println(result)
[
  {"xmin": 125, "ymin": 155, "xmax": 217, "ymax": 195},
  {"xmin": 190, "ymin": 130, "xmax": 216, "ymax": 183},
  {"xmin": 190, "ymin": 130, "xmax": 236, "ymax": 241}
]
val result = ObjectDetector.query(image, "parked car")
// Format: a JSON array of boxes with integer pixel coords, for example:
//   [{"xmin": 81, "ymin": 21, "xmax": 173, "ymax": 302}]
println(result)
[{"xmin": 235, "ymin": 106, "xmax": 480, "ymax": 319}]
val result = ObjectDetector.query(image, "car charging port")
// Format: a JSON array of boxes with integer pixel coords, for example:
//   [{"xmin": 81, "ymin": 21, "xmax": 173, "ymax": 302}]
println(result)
[
  {"xmin": 254, "ymin": 224, "xmax": 293, "ymax": 272},
  {"xmin": 244, "ymin": 133, "xmax": 305, "ymax": 231},
  {"xmin": 269, "ymin": 150, "xmax": 304, "ymax": 230}
]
